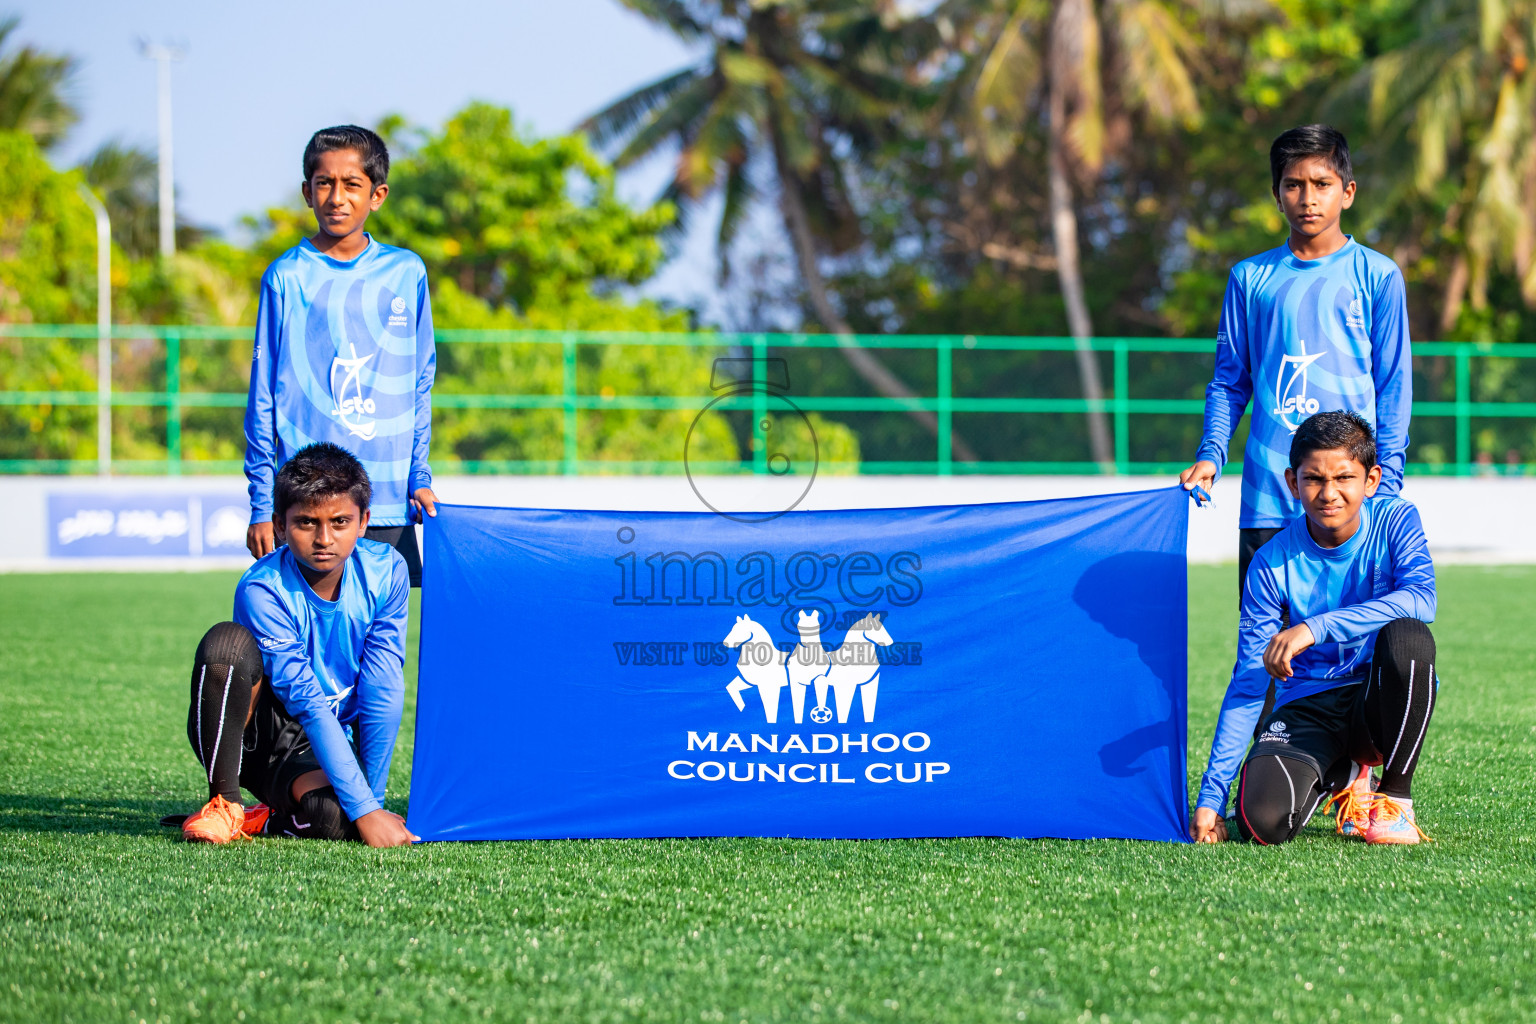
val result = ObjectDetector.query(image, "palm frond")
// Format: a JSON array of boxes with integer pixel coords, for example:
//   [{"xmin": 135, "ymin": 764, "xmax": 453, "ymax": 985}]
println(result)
[
  {"xmin": 580, "ymin": 66, "xmax": 704, "ymax": 151},
  {"xmin": 0, "ymin": 17, "xmax": 80, "ymax": 148},
  {"xmin": 678, "ymin": 93, "xmax": 752, "ymax": 197},
  {"xmin": 1115, "ymin": 0, "xmax": 1201, "ymax": 127},
  {"xmin": 614, "ymin": 70, "xmax": 723, "ymax": 168},
  {"xmin": 716, "ymin": 157, "xmax": 759, "ymax": 281},
  {"xmin": 966, "ymin": 0, "xmax": 1045, "ymax": 169},
  {"xmin": 614, "ymin": 0, "xmax": 710, "ymax": 41}
]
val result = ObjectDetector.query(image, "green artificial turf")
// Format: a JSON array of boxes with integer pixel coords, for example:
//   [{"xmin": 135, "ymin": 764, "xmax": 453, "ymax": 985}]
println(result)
[{"xmin": 1, "ymin": 567, "xmax": 1533, "ymax": 1023}]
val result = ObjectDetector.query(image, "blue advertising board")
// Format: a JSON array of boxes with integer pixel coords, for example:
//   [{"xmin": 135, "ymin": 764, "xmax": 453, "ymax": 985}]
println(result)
[
  {"xmin": 48, "ymin": 492, "xmax": 251, "ymax": 559},
  {"xmin": 408, "ymin": 486, "xmax": 1192, "ymax": 842}
]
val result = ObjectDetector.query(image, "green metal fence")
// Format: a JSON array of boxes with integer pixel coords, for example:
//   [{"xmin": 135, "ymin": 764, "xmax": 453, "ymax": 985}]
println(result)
[{"xmin": 2, "ymin": 324, "xmax": 1534, "ymax": 476}]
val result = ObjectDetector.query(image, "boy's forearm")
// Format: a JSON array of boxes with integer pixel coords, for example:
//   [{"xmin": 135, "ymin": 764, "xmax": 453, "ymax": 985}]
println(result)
[
  {"xmin": 1195, "ymin": 379, "xmax": 1251, "ymax": 469},
  {"xmin": 1372, "ymin": 389, "xmax": 1410, "ymax": 494},
  {"xmin": 290, "ymin": 700, "xmax": 382, "ymax": 818},
  {"xmin": 242, "ymin": 396, "xmax": 276, "ymax": 521},
  {"xmin": 356, "ymin": 692, "xmax": 404, "ymax": 806},
  {"xmin": 1303, "ymin": 584, "xmax": 1435, "ymax": 645},
  {"xmin": 267, "ymin": 663, "xmax": 382, "ymax": 818},
  {"xmin": 1198, "ymin": 694, "xmax": 1263, "ymax": 812}
]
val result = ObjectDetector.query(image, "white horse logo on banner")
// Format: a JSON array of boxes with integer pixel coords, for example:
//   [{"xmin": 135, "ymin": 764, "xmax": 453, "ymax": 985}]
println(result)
[
  {"xmin": 724, "ymin": 611, "xmax": 894, "ymax": 724},
  {"xmin": 817, "ymin": 613, "xmax": 893, "ymax": 724},
  {"xmin": 788, "ymin": 609, "xmax": 828, "ymax": 724},
  {"xmin": 723, "ymin": 615, "xmax": 789, "ymax": 723}
]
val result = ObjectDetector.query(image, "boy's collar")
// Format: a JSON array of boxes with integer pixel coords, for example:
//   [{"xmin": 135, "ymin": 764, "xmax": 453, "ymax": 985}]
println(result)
[
  {"xmin": 1279, "ymin": 234, "xmax": 1354, "ymax": 271},
  {"xmin": 301, "ymin": 232, "xmax": 375, "ymax": 268}
]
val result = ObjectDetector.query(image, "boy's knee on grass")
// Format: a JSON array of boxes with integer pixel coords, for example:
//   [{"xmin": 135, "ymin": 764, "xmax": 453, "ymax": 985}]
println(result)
[
  {"xmin": 275, "ymin": 785, "xmax": 358, "ymax": 841},
  {"xmin": 1235, "ymin": 755, "xmax": 1320, "ymax": 846}
]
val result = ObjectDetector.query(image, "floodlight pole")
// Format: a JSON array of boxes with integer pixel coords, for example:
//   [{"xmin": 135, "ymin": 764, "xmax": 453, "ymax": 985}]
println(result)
[
  {"xmin": 78, "ymin": 184, "xmax": 112, "ymax": 475},
  {"xmin": 138, "ymin": 41, "xmax": 184, "ymax": 259}
]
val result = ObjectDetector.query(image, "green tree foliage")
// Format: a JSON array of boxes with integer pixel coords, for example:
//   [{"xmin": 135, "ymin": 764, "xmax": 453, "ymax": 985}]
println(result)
[
  {"xmin": 0, "ymin": 129, "xmax": 94, "ymax": 461},
  {"xmin": 1337, "ymin": 0, "xmax": 1536, "ymax": 328},
  {"xmin": 955, "ymin": 0, "xmax": 1209, "ymax": 465},
  {"xmin": 0, "ymin": 130, "xmax": 91, "ymax": 322},
  {"xmin": 372, "ymin": 103, "xmax": 674, "ymax": 313}
]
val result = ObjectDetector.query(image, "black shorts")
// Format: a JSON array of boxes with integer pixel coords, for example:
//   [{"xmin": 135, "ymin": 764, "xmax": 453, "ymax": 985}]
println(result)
[
  {"xmin": 1245, "ymin": 683, "xmax": 1384, "ymax": 788},
  {"xmin": 365, "ymin": 524, "xmax": 422, "ymax": 587},
  {"xmin": 186, "ymin": 683, "xmax": 321, "ymax": 821}
]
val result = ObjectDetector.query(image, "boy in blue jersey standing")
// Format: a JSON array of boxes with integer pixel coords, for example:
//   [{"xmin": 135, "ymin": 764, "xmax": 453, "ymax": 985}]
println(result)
[
  {"xmin": 182, "ymin": 443, "xmax": 416, "ymax": 848},
  {"xmin": 244, "ymin": 125, "xmax": 437, "ymax": 587},
  {"xmin": 1179, "ymin": 124, "xmax": 1412, "ymax": 590},
  {"xmin": 1191, "ymin": 412, "xmax": 1438, "ymax": 846}
]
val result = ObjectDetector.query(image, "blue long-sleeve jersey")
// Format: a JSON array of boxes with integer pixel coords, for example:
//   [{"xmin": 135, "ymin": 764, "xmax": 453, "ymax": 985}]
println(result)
[
  {"xmin": 244, "ymin": 235, "xmax": 436, "ymax": 528},
  {"xmin": 1195, "ymin": 238, "xmax": 1412, "ymax": 528},
  {"xmin": 233, "ymin": 538, "xmax": 409, "ymax": 820},
  {"xmin": 1196, "ymin": 495, "xmax": 1436, "ymax": 812}
]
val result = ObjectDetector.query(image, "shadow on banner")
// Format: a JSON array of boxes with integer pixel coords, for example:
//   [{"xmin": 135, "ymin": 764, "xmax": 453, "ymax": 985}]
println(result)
[{"xmin": 408, "ymin": 486, "xmax": 1191, "ymax": 842}]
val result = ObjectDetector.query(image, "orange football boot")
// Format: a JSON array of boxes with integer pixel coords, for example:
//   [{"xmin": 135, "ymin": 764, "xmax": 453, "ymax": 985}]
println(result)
[
  {"xmin": 240, "ymin": 803, "xmax": 271, "ymax": 836},
  {"xmin": 182, "ymin": 794, "xmax": 248, "ymax": 844}
]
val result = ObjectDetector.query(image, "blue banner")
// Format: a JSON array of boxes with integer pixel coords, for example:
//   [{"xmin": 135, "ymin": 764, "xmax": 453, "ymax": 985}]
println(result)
[
  {"xmin": 48, "ymin": 492, "xmax": 251, "ymax": 559},
  {"xmin": 409, "ymin": 487, "xmax": 1190, "ymax": 842}
]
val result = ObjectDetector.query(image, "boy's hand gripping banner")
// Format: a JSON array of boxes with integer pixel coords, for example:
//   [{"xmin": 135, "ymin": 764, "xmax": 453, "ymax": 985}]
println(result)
[{"xmin": 409, "ymin": 487, "xmax": 1190, "ymax": 841}]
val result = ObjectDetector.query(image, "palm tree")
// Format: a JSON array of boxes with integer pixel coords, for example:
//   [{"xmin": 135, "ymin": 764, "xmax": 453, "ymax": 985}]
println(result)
[
  {"xmin": 0, "ymin": 17, "xmax": 79, "ymax": 149},
  {"xmin": 1335, "ymin": 0, "xmax": 1536, "ymax": 332},
  {"xmin": 78, "ymin": 140, "xmax": 158, "ymax": 258},
  {"xmin": 77, "ymin": 139, "xmax": 206, "ymax": 258},
  {"xmin": 956, "ymin": 0, "xmax": 1206, "ymax": 468},
  {"xmin": 583, "ymin": 0, "xmax": 980, "ymax": 461}
]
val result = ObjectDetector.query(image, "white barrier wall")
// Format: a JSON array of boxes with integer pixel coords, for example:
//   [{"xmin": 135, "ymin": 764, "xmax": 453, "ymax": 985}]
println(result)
[{"xmin": 2, "ymin": 474, "xmax": 1532, "ymax": 571}]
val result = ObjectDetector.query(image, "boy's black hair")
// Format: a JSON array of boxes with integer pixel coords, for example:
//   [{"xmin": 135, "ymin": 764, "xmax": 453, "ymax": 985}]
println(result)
[
  {"xmin": 1290, "ymin": 411, "xmax": 1377, "ymax": 471},
  {"xmin": 303, "ymin": 125, "xmax": 389, "ymax": 186},
  {"xmin": 1270, "ymin": 124, "xmax": 1352, "ymax": 193},
  {"xmin": 274, "ymin": 442, "xmax": 372, "ymax": 521}
]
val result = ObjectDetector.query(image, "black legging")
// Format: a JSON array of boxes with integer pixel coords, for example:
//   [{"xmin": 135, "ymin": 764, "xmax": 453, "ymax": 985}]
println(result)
[
  {"xmin": 1235, "ymin": 617, "xmax": 1437, "ymax": 845},
  {"xmin": 187, "ymin": 622, "xmax": 355, "ymax": 839},
  {"xmin": 187, "ymin": 621, "xmax": 264, "ymax": 805}
]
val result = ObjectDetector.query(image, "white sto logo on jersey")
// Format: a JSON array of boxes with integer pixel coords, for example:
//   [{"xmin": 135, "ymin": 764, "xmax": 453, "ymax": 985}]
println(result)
[
  {"xmin": 1273, "ymin": 341, "xmax": 1325, "ymax": 432},
  {"xmin": 329, "ymin": 342, "xmax": 378, "ymax": 440}
]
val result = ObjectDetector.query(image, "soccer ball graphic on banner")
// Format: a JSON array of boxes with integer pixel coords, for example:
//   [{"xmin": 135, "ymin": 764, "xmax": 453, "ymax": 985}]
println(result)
[{"xmin": 722, "ymin": 610, "xmax": 892, "ymax": 725}]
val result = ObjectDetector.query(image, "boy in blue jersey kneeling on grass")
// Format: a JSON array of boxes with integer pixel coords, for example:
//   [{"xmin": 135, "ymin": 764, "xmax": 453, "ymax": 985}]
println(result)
[
  {"xmin": 1192, "ymin": 412, "xmax": 1438, "ymax": 846},
  {"xmin": 181, "ymin": 443, "xmax": 416, "ymax": 848},
  {"xmin": 244, "ymin": 125, "xmax": 437, "ymax": 586}
]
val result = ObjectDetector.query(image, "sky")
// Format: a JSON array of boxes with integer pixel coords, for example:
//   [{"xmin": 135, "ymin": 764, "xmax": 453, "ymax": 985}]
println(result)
[{"xmin": 13, "ymin": 0, "xmax": 772, "ymax": 320}]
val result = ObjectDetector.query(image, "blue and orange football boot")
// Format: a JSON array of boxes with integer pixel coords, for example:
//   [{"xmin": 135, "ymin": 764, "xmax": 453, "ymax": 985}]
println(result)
[
  {"xmin": 1365, "ymin": 796, "xmax": 1430, "ymax": 845},
  {"xmin": 1321, "ymin": 763, "xmax": 1376, "ymax": 839}
]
